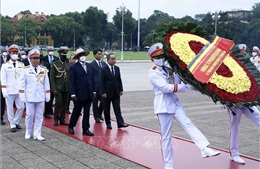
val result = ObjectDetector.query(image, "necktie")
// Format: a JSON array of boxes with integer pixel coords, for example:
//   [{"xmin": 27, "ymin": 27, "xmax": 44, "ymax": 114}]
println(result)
[
  {"xmin": 111, "ymin": 66, "xmax": 115, "ymax": 76},
  {"xmin": 35, "ymin": 67, "xmax": 37, "ymax": 73},
  {"xmin": 98, "ymin": 61, "xmax": 102, "ymax": 67},
  {"xmin": 13, "ymin": 62, "xmax": 16, "ymax": 68},
  {"xmin": 82, "ymin": 63, "xmax": 87, "ymax": 73},
  {"xmin": 162, "ymin": 66, "xmax": 167, "ymax": 73},
  {"xmin": 49, "ymin": 56, "xmax": 53, "ymax": 64}
]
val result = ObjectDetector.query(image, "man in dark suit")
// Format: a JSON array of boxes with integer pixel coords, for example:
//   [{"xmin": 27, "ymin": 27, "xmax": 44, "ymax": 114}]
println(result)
[
  {"xmin": 42, "ymin": 47, "xmax": 59, "ymax": 119},
  {"xmin": 90, "ymin": 48, "xmax": 106, "ymax": 123},
  {"xmin": 68, "ymin": 48, "xmax": 94, "ymax": 136},
  {"xmin": 99, "ymin": 53, "xmax": 129, "ymax": 129},
  {"xmin": 19, "ymin": 51, "xmax": 30, "ymax": 66}
]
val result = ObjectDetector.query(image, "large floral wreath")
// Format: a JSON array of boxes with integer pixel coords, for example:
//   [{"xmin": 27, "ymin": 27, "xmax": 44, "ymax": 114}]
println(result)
[{"xmin": 154, "ymin": 22, "xmax": 260, "ymax": 107}]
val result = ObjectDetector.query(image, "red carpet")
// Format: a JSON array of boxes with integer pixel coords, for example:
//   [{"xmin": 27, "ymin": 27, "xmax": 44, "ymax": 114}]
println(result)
[{"xmin": 41, "ymin": 114, "xmax": 260, "ymax": 169}]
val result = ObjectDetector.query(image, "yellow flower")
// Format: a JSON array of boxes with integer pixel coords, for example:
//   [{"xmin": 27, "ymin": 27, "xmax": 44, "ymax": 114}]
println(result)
[{"xmin": 170, "ymin": 33, "xmax": 251, "ymax": 94}]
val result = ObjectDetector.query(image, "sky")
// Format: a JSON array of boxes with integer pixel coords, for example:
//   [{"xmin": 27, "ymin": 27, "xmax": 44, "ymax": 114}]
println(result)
[{"xmin": 1, "ymin": 0, "xmax": 259, "ymax": 21}]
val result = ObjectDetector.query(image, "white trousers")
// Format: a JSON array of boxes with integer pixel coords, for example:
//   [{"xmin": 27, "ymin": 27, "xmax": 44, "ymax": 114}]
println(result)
[
  {"xmin": 227, "ymin": 106, "xmax": 260, "ymax": 157},
  {"xmin": 25, "ymin": 102, "xmax": 44, "ymax": 137},
  {"xmin": 158, "ymin": 105, "xmax": 210, "ymax": 168},
  {"xmin": 5, "ymin": 94, "xmax": 25, "ymax": 128}
]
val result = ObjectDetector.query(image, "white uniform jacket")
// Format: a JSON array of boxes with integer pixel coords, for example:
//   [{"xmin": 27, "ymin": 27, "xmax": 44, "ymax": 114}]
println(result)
[
  {"xmin": 19, "ymin": 65, "xmax": 50, "ymax": 102},
  {"xmin": 149, "ymin": 64, "xmax": 185, "ymax": 114},
  {"xmin": 1, "ymin": 60, "xmax": 24, "ymax": 95}
]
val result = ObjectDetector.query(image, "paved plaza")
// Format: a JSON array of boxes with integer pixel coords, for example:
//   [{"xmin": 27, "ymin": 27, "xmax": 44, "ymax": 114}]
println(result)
[{"xmin": 0, "ymin": 60, "xmax": 259, "ymax": 168}]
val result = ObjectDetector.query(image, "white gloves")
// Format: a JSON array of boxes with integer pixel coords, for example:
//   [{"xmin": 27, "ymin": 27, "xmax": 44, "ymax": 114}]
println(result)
[
  {"xmin": 173, "ymin": 83, "xmax": 196, "ymax": 93},
  {"xmin": 185, "ymin": 84, "xmax": 196, "ymax": 90},
  {"xmin": 19, "ymin": 93, "xmax": 26, "ymax": 103},
  {"xmin": 3, "ymin": 93, "xmax": 9, "ymax": 98},
  {"xmin": 174, "ymin": 83, "xmax": 186, "ymax": 93},
  {"xmin": 45, "ymin": 93, "xmax": 50, "ymax": 102}
]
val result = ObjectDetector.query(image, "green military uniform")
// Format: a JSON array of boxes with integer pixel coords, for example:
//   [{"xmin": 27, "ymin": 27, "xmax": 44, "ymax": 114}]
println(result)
[{"xmin": 50, "ymin": 59, "xmax": 70, "ymax": 122}]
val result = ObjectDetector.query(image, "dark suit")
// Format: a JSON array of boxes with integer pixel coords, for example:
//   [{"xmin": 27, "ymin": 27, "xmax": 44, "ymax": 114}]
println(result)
[
  {"xmin": 20, "ymin": 58, "xmax": 30, "ymax": 66},
  {"xmin": 90, "ymin": 60, "xmax": 106, "ymax": 121},
  {"xmin": 69, "ymin": 61, "xmax": 95, "ymax": 130},
  {"xmin": 99, "ymin": 64, "xmax": 125, "ymax": 126},
  {"xmin": 42, "ymin": 55, "xmax": 59, "ymax": 116}
]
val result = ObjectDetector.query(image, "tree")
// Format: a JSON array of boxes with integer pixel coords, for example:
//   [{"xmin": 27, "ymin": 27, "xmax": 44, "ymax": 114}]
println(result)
[
  {"xmin": 16, "ymin": 18, "xmax": 39, "ymax": 46},
  {"xmin": 244, "ymin": 18, "xmax": 260, "ymax": 49},
  {"xmin": 82, "ymin": 7, "xmax": 108, "ymax": 49},
  {"xmin": 139, "ymin": 10, "xmax": 174, "ymax": 50},
  {"xmin": 64, "ymin": 12, "xmax": 84, "ymax": 25},
  {"xmin": 252, "ymin": 2, "xmax": 260, "ymax": 19},
  {"xmin": 42, "ymin": 16, "xmax": 80, "ymax": 47},
  {"xmin": 194, "ymin": 14, "xmax": 207, "ymax": 22},
  {"xmin": 179, "ymin": 15, "xmax": 195, "ymax": 22},
  {"xmin": 113, "ymin": 8, "xmax": 136, "ymax": 50},
  {"xmin": 217, "ymin": 20, "xmax": 247, "ymax": 43},
  {"xmin": 1, "ymin": 16, "xmax": 15, "ymax": 45},
  {"xmin": 103, "ymin": 22, "xmax": 117, "ymax": 50},
  {"xmin": 19, "ymin": 10, "xmax": 32, "ymax": 15},
  {"xmin": 143, "ymin": 30, "xmax": 156, "ymax": 46}
]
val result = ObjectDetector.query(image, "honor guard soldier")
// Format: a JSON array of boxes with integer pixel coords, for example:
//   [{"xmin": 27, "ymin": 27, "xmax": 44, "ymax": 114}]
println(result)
[
  {"xmin": 1, "ymin": 44, "xmax": 25, "ymax": 132},
  {"xmin": 50, "ymin": 47, "xmax": 70, "ymax": 126},
  {"xmin": 19, "ymin": 49, "xmax": 50, "ymax": 140},
  {"xmin": 148, "ymin": 43, "xmax": 220, "ymax": 169}
]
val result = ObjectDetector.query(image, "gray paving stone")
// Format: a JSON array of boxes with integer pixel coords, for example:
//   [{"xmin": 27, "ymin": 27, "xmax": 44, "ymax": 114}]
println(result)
[
  {"xmin": 42, "ymin": 154, "xmax": 73, "ymax": 163},
  {"xmin": 10, "ymin": 152, "xmax": 39, "ymax": 161},
  {"xmin": 18, "ymin": 158, "xmax": 50, "ymax": 168},
  {"xmin": 54, "ymin": 159, "xmax": 91, "ymax": 169}
]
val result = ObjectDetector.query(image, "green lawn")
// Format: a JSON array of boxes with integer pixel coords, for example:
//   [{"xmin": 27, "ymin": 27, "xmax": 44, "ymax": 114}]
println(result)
[{"xmin": 42, "ymin": 51, "xmax": 150, "ymax": 61}]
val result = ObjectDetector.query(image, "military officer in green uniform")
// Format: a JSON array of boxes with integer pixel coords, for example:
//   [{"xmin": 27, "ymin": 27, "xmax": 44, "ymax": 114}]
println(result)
[{"xmin": 50, "ymin": 47, "xmax": 70, "ymax": 126}]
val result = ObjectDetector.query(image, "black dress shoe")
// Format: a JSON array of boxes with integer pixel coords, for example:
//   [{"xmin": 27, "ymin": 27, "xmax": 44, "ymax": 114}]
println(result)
[
  {"xmin": 44, "ymin": 115, "xmax": 52, "ymax": 119},
  {"xmin": 95, "ymin": 119, "xmax": 101, "ymax": 123},
  {"xmin": 68, "ymin": 127, "xmax": 75, "ymax": 134},
  {"xmin": 60, "ymin": 120, "xmax": 69, "ymax": 125},
  {"xmin": 54, "ymin": 120, "xmax": 59, "ymax": 126},
  {"xmin": 1, "ymin": 120, "xmax": 6, "ymax": 125},
  {"xmin": 118, "ymin": 123, "xmax": 129, "ymax": 128},
  {"xmin": 16, "ymin": 124, "xmax": 22, "ymax": 129},
  {"xmin": 99, "ymin": 116, "xmax": 104, "ymax": 121},
  {"xmin": 11, "ymin": 128, "xmax": 16, "ymax": 132},
  {"xmin": 83, "ymin": 129, "xmax": 94, "ymax": 136},
  {"xmin": 107, "ymin": 124, "xmax": 112, "ymax": 129}
]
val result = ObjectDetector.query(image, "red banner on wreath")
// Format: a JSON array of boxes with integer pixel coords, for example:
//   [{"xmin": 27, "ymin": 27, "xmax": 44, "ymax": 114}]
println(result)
[{"xmin": 188, "ymin": 36, "xmax": 234, "ymax": 83}]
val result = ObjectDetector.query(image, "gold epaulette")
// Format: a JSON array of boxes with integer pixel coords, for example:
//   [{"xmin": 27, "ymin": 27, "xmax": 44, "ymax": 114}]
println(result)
[
  {"xmin": 17, "ymin": 61, "xmax": 25, "ymax": 68},
  {"xmin": 52, "ymin": 60, "xmax": 59, "ymax": 64},
  {"xmin": 40, "ymin": 65, "xmax": 47, "ymax": 69}
]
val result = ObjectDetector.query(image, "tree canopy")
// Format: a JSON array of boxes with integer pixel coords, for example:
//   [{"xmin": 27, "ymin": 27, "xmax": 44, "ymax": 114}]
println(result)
[{"xmin": 2, "ymin": 2, "xmax": 260, "ymax": 51}]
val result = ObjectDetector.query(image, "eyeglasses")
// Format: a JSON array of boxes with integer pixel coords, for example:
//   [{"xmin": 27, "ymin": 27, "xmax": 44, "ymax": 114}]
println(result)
[{"xmin": 31, "ymin": 57, "xmax": 40, "ymax": 60}]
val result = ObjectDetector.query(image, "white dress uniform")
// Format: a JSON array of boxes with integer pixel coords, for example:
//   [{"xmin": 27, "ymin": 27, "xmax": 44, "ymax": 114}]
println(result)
[
  {"xmin": 227, "ymin": 106, "xmax": 260, "ymax": 162},
  {"xmin": 148, "ymin": 43, "xmax": 219, "ymax": 169},
  {"xmin": 19, "ymin": 49, "xmax": 50, "ymax": 140},
  {"xmin": 1, "ymin": 59, "xmax": 25, "ymax": 129}
]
